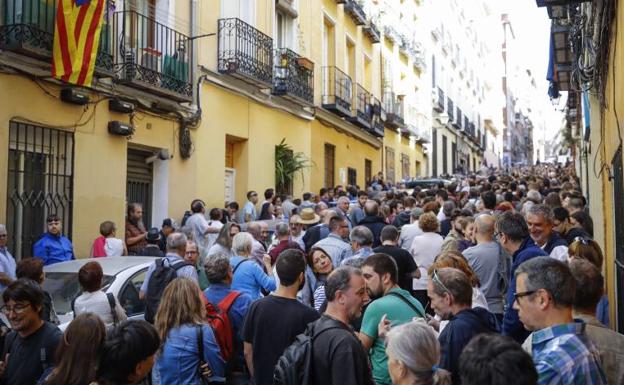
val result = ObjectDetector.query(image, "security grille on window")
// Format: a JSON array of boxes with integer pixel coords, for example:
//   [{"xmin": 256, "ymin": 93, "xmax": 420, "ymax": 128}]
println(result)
[
  {"xmin": 6, "ymin": 121, "xmax": 74, "ymax": 260},
  {"xmin": 365, "ymin": 159, "xmax": 372, "ymax": 185},
  {"xmin": 324, "ymin": 143, "xmax": 335, "ymax": 188},
  {"xmin": 347, "ymin": 168, "xmax": 357, "ymax": 186},
  {"xmin": 385, "ymin": 147, "xmax": 395, "ymax": 185},
  {"xmin": 401, "ymin": 154, "xmax": 410, "ymax": 181}
]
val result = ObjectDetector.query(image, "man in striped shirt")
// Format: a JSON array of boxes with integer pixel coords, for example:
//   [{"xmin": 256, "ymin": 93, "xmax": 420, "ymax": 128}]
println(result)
[{"xmin": 513, "ymin": 257, "xmax": 606, "ymax": 385}]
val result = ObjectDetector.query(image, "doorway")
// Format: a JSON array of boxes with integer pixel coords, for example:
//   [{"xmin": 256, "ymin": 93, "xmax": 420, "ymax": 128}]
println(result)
[{"xmin": 126, "ymin": 148, "xmax": 153, "ymax": 228}]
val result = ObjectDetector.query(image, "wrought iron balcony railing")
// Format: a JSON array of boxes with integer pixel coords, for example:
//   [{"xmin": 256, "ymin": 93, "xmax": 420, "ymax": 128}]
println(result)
[
  {"xmin": 344, "ymin": 0, "xmax": 366, "ymax": 26},
  {"xmin": 434, "ymin": 87, "xmax": 445, "ymax": 112},
  {"xmin": 348, "ymin": 83, "xmax": 372, "ymax": 129},
  {"xmin": 370, "ymin": 96, "xmax": 384, "ymax": 138},
  {"xmin": 0, "ymin": 0, "xmax": 56, "ymax": 58},
  {"xmin": 384, "ymin": 91, "xmax": 405, "ymax": 128},
  {"xmin": 95, "ymin": 2, "xmax": 114, "ymax": 75},
  {"xmin": 113, "ymin": 10, "xmax": 193, "ymax": 101},
  {"xmin": 448, "ymin": 98, "xmax": 455, "ymax": 122},
  {"xmin": 363, "ymin": 22, "xmax": 380, "ymax": 43},
  {"xmin": 218, "ymin": 18, "xmax": 273, "ymax": 87},
  {"xmin": 272, "ymin": 48, "xmax": 314, "ymax": 105},
  {"xmin": 322, "ymin": 66, "xmax": 352, "ymax": 117}
]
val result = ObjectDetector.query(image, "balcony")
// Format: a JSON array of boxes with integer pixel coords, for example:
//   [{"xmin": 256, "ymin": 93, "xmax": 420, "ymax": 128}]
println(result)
[
  {"xmin": 344, "ymin": 1, "xmax": 366, "ymax": 26},
  {"xmin": 384, "ymin": 92, "xmax": 405, "ymax": 128},
  {"xmin": 370, "ymin": 97, "xmax": 384, "ymax": 137},
  {"xmin": 218, "ymin": 18, "xmax": 273, "ymax": 87},
  {"xmin": 384, "ymin": 25, "xmax": 401, "ymax": 44},
  {"xmin": 113, "ymin": 11, "xmax": 193, "ymax": 101},
  {"xmin": 464, "ymin": 117, "xmax": 471, "ymax": 135},
  {"xmin": 434, "ymin": 87, "xmax": 445, "ymax": 112},
  {"xmin": 272, "ymin": 48, "xmax": 314, "ymax": 105},
  {"xmin": 363, "ymin": 22, "xmax": 380, "ymax": 43},
  {"xmin": 448, "ymin": 98, "xmax": 455, "ymax": 122},
  {"xmin": 95, "ymin": 6, "xmax": 114, "ymax": 76},
  {"xmin": 348, "ymin": 83, "xmax": 372, "ymax": 129},
  {"xmin": 0, "ymin": 0, "xmax": 56, "ymax": 58},
  {"xmin": 457, "ymin": 108, "xmax": 463, "ymax": 129},
  {"xmin": 322, "ymin": 66, "xmax": 352, "ymax": 117}
]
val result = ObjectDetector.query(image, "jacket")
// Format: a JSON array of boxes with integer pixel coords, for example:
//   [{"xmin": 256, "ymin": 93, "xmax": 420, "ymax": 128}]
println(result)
[
  {"xmin": 502, "ymin": 237, "xmax": 547, "ymax": 343},
  {"xmin": 439, "ymin": 307, "xmax": 500, "ymax": 385},
  {"xmin": 33, "ymin": 233, "xmax": 74, "ymax": 266},
  {"xmin": 230, "ymin": 256, "xmax": 276, "ymax": 300},
  {"xmin": 358, "ymin": 216, "xmax": 386, "ymax": 248},
  {"xmin": 313, "ymin": 234, "xmax": 353, "ymax": 267},
  {"xmin": 543, "ymin": 232, "xmax": 568, "ymax": 254},
  {"xmin": 391, "ymin": 211, "xmax": 411, "ymax": 229}
]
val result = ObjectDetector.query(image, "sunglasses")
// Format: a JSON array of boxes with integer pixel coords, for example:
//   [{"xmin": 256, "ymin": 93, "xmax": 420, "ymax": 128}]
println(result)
[{"xmin": 432, "ymin": 270, "xmax": 452, "ymax": 294}]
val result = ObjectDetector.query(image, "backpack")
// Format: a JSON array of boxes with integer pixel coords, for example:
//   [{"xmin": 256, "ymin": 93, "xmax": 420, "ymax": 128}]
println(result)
[
  {"xmin": 144, "ymin": 258, "xmax": 190, "ymax": 323},
  {"xmin": 273, "ymin": 318, "xmax": 343, "ymax": 385},
  {"xmin": 72, "ymin": 292, "xmax": 119, "ymax": 326},
  {"xmin": 204, "ymin": 291, "xmax": 241, "ymax": 362}
]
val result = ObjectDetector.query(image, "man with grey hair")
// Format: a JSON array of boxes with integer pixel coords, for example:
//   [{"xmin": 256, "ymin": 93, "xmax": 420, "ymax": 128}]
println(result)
[
  {"xmin": 335, "ymin": 196, "xmax": 353, "ymax": 230},
  {"xmin": 268, "ymin": 222, "xmax": 302, "ymax": 264},
  {"xmin": 140, "ymin": 232, "xmax": 198, "ymax": 320},
  {"xmin": 463, "ymin": 215, "xmax": 505, "ymax": 319},
  {"xmin": 310, "ymin": 266, "xmax": 374, "ymax": 385},
  {"xmin": 398, "ymin": 207, "xmax": 424, "ymax": 250},
  {"xmin": 513, "ymin": 257, "xmax": 606, "ymax": 384},
  {"xmin": 247, "ymin": 222, "xmax": 268, "ymax": 269},
  {"xmin": 341, "ymin": 226, "xmax": 374, "ymax": 267},
  {"xmin": 0, "ymin": 224, "xmax": 16, "ymax": 290},
  {"xmin": 496, "ymin": 212, "xmax": 547, "ymax": 343},
  {"xmin": 358, "ymin": 201, "xmax": 386, "ymax": 248},
  {"xmin": 313, "ymin": 214, "xmax": 352, "ymax": 267},
  {"xmin": 203, "ymin": 253, "xmax": 253, "ymax": 382},
  {"xmin": 525, "ymin": 205, "xmax": 568, "ymax": 262}
]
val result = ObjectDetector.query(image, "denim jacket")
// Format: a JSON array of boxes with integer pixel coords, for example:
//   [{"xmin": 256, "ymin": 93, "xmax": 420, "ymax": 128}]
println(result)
[{"xmin": 155, "ymin": 324, "xmax": 225, "ymax": 385}]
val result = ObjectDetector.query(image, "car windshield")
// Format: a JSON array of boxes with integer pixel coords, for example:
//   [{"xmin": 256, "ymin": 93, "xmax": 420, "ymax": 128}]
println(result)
[{"xmin": 42, "ymin": 272, "xmax": 115, "ymax": 315}]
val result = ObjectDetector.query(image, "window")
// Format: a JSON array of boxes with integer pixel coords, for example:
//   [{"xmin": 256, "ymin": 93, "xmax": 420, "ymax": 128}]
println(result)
[
  {"xmin": 401, "ymin": 154, "xmax": 410, "ymax": 180},
  {"xmin": 365, "ymin": 159, "xmax": 372, "ymax": 185},
  {"xmin": 432, "ymin": 129, "xmax": 438, "ymax": 176},
  {"xmin": 415, "ymin": 161, "xmax": 422, "ymax": 177},
  {"xmin": 452, "ymin": 142, "xmax": 457, "ymax": 173},
  {"xmin": 6, "ymin": 121, "xmax": 74, "ymax": 260},
  {"xmin": 221, "ymin": 0, "xmax": 256, "ymax": 24},
  {"xmin": 119, "ymin": 270, "xmax": 147, "ymax": 317},
  {"xmin": 442, "ymin": 135, "xmax": 448, "ymax": 175},
  {"xmin": 346, "ymin": 37, "xmax": 356, "ymax": 82},
  {"xmin": 347, "ymin": 168, "xmax": 357, "ymax": 186},
  {"xmin": 324, "ymin": 143, "xmax": 335, "ymax": 188},
  {"xmin": 322, "ymin": 17, "xmax": 335, "ymax": 68},
  {"xmin": 385, "ymin": 147, "xmax": 395, "ymax": 184}
]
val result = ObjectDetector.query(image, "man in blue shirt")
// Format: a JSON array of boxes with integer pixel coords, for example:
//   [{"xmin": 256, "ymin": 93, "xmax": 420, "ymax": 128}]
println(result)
[
  {"xmin": 241, "ymin": 191, "xmax": 259, "ymax": 223},
  {"xmin": 495, "ymin": 212, "xmax": 547, "ymax": 343},
  {"xmin": 204, "ymin": 252, "xmax": 253, "ymax": 383},
  {"xmin": 0, "ymin": 225, "xmax": 16, "ymax": 290},
  {"xmin": 33, "ymin": 214, "xmax": 74, "ymax": 266},
  {"xmin": 514, "ymin": 257, "xmax": 606, "ymax": 385}
]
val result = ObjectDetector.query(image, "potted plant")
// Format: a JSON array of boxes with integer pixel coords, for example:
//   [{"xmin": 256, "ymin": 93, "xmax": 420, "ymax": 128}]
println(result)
[{"xmin": 275, "ymin": 139, "xmax": 315, "ymax": 196}]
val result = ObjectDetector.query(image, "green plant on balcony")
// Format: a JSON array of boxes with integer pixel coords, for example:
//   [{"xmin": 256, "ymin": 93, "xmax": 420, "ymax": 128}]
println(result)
[{"xmin": 275, "ymin": 139, "xmax": 314, "ymax": 196}]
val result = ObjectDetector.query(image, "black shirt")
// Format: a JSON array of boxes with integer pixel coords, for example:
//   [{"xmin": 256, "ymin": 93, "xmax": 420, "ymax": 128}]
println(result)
[
  {"xmin": 1, "ymin": 322, "xmax": 61, "ymax": 385},
  {"xmin": 311, "ymin": 315, "xmax": 375, "ymax": 385},
  {"xmin": 373, "ymin": 245, "xmax": 418, "ymax": 291},
  {"xmin": 242, "ymin": 295, "xmax": 319, "ymax": 385}
]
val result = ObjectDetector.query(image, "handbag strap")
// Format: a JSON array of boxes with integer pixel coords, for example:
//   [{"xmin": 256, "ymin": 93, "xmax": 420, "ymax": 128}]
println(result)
[
  {"xmin": 387, "ymin": 292, "xmax": 425, "ymax": 318},
  {"xmin": 196, "ymin": 325, "xmax": 204, "ymax": 363}
]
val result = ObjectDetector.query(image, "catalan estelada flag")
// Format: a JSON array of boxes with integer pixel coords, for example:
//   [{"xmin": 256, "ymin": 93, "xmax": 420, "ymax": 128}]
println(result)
[{"xmin": 52, "ymin": 0, "xmax": 106, "ymax": 86}]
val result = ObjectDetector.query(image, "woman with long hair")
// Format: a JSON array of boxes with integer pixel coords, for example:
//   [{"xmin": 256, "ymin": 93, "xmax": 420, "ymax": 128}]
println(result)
[
  {"xmin": 154, "ymin": 278, "xmax": 225, "ymax": 385},
  {"xmin": 305, "ymin": 246, "xmax": 335, "ymax": 311},
  {"xmin": 39, "ymin": 313, "xmax": 106, "ymax": 385},
  {"xmin": 383, "ymin": 321, "xmax": 452, "ymax": 385},
  {"xmin": 207, "ymin": 222, "xmax": 241, "ymax": 258}
]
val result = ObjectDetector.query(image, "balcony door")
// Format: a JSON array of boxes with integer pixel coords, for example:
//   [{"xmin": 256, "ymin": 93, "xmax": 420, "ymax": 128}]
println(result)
[{"xmin": 221, "ymin": 0, "xmax": 256, "ymax": 25}]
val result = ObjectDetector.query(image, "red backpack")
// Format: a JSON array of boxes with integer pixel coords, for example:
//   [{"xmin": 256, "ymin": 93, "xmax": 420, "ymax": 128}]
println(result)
[{"xmin": 203, "ymin": 291, "xmax": 241, "ymax": 361}]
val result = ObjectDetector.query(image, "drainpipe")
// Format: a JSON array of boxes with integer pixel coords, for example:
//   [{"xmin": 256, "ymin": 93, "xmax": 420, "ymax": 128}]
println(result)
[{"xmin": 191, "ymin": 0, "xmax": 199, "ymax": 107}]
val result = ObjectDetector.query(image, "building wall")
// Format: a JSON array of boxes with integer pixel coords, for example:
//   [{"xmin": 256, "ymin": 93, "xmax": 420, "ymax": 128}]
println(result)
[{"xmin": 0, "ymin": 75, "xmax": 197, "ymax": 257}]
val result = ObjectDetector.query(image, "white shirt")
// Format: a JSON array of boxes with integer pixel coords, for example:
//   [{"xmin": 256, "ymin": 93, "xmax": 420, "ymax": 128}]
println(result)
[
  {"xmin": 410, "ymin": 232, "xmax": 444, "ymax": 290},
  {"xmin": 206, "ymin": 220, "xmax": 223, "ymax": 250},
  {"xmin": 105, "ymin": 238, "xmax": 124, "ymax": 257},
  {"xmin": 74, "ymin": 290, "xmax": 128, "ymax": 325},
  {"xmin": 399, "ymin": 222, "xmax": 423, "ymax": 250},
  {"xmin": 186, "ymin": 213, "xmax": 210, "ymax": 249},
  {"xmin": 548, "ymin": 245, "xmax": 569, "ymax": 262}
]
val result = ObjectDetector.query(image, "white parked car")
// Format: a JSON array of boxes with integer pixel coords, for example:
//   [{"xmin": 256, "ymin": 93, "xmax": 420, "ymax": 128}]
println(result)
[{"xmin": 42, "ymin": 257, "xmax": 158, "ymax": 328}]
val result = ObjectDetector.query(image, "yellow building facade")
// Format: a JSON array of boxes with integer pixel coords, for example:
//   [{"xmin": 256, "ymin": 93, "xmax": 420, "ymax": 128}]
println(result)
[{"xmin": 0, "ymin": 0, "xmax": 427, "ymax": 257}]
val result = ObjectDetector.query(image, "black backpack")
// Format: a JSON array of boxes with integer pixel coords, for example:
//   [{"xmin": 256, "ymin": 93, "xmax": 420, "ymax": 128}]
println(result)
[
  {"xmin": 144, "ymin": 258, "xmax": 190, "ymax": 323},
  {"xmin": 273, "ymin": 318, "xmax": 342, "ymax": 385}
]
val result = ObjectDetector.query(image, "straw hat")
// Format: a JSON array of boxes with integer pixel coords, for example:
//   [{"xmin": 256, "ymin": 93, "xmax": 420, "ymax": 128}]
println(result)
[{"xmin": 298, "ymin": 208, "xmax": 320, "ymax": 224}]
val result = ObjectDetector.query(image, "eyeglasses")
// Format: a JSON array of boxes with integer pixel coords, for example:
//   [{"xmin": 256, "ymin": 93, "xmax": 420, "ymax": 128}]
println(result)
[
  {"xmin": 1, "ymin": 304, "xmax": 31, "ymax": 315},
  {"xmin": 513, "ymin": 290, "xmax": 537, "ymax": 303},
  {"xmin": 432, "ymin": 270, "xmax": 451, "ymax": 294},
  {"xmin": 573, "ymin": 236, "xmax": 590, "ymax": 245}
]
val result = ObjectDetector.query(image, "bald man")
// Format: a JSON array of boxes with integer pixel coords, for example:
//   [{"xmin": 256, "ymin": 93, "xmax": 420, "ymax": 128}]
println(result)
[{"xmin": 462, "ymin": 215, "xmax": 506, "ymax": 320}]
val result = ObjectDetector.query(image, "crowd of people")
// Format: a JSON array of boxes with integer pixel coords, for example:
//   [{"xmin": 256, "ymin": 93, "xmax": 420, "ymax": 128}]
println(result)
[{"xmin": 0, "ymin": 164, "xmax": 623, "ymax": 385}]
